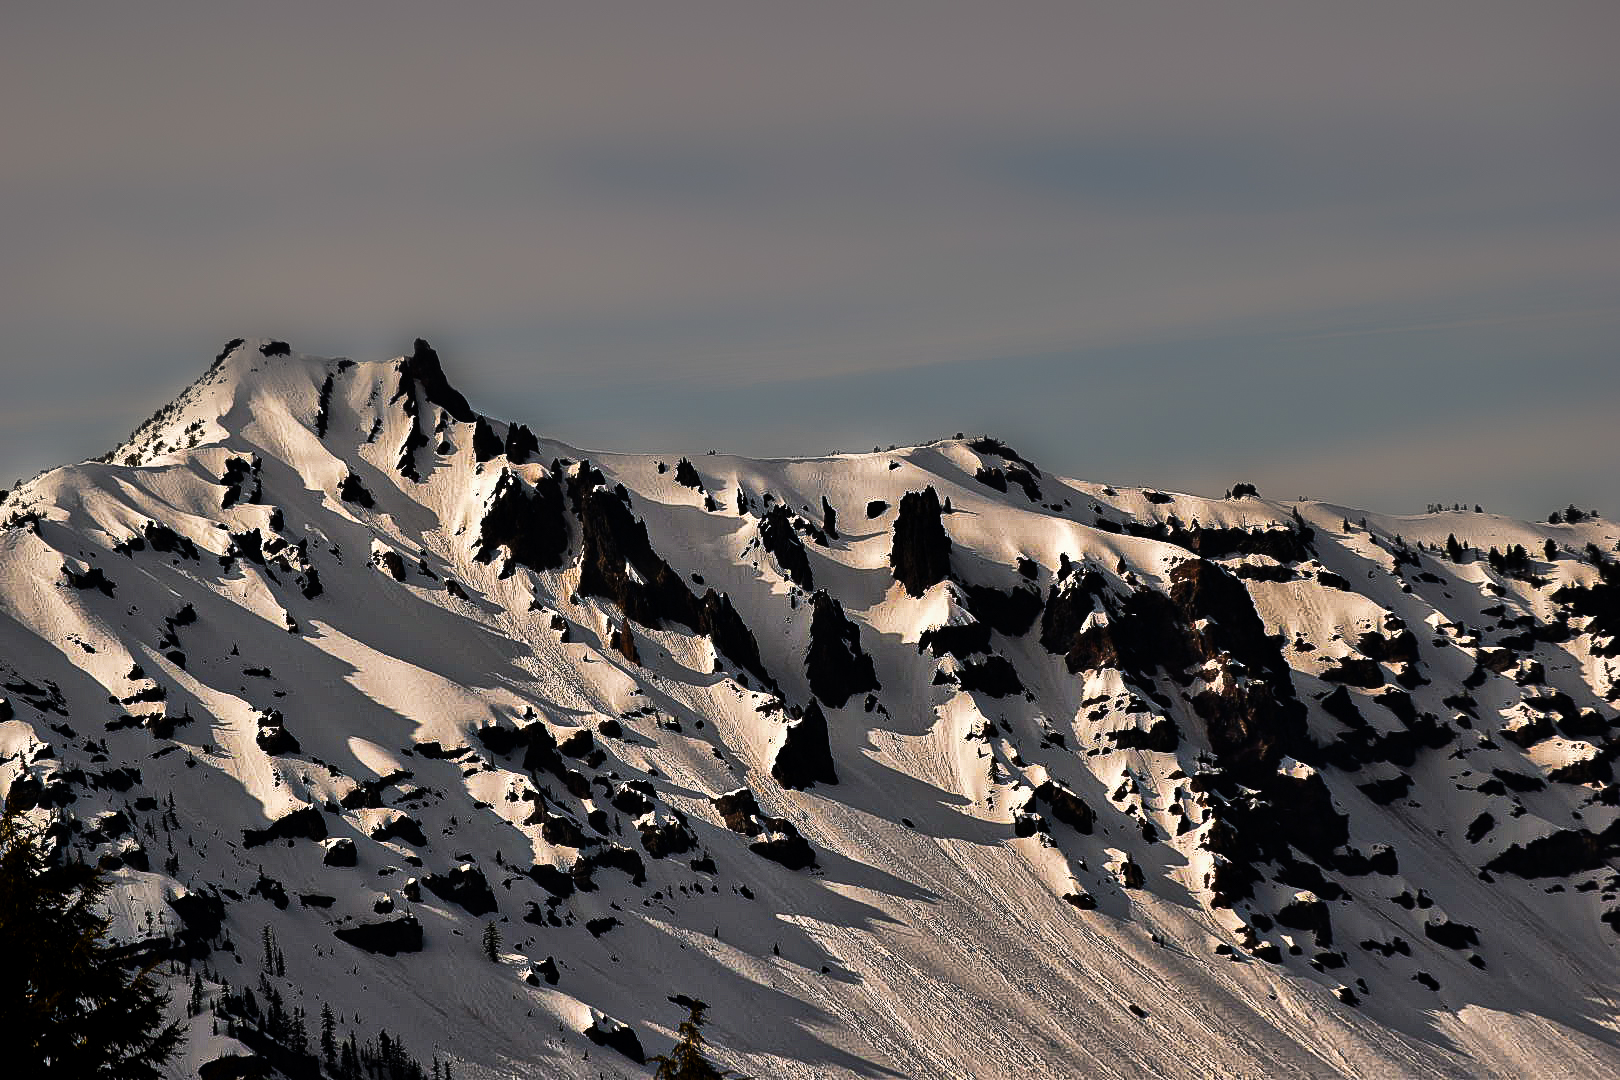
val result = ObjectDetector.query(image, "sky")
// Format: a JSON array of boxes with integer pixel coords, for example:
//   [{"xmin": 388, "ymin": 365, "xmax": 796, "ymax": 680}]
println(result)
[{"xmin": 2, "ymin": 2, "xmax": 1616, "ymax": 518}]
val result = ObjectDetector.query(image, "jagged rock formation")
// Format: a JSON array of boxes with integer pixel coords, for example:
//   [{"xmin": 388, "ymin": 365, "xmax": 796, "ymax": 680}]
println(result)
[
  {"xmin": 473, "ymin": 467, "xmax": 568, "ymax": 572},
  {"xmin": 890, "ymin": 486, "xmax": 951, "ymax": 596},
  {"xmin": 803, "ymin": 591, "xmax": 879, "ymax": 706},
  {"xmin": 771, "ymin": 701, "xmax": 837, "ymax": 789},
  {"xmin": 760, "ymin": 505, "xmax": 814, "ymax": 589}
]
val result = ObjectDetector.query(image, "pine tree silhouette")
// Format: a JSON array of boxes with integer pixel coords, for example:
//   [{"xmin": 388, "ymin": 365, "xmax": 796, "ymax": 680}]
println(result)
[
  {"xmin": 482, "ymin": 920, "xmax": 500, "ymax": 962},
  {"xmin": 651, "ymin": 1002, "xmax": 745, "ymax": 1079},
  {"xmin": 0, "ymin": 797, "xmax": 182, "ymax": 1077}
]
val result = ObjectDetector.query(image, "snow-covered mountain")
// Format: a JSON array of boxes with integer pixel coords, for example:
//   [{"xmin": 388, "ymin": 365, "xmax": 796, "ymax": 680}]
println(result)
[{"xmin": 5, "ymin": 338, "xmax": 1620, "ymax": 1079}]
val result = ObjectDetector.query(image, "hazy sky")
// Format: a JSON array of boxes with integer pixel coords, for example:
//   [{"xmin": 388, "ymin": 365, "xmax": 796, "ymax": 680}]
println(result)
[{"xmin": 3, "ymin": 2, "xmax": 1616, "ymax": 517}]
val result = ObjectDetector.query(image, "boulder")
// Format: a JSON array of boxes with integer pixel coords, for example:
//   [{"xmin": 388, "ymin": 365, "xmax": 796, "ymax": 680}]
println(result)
[
  {"xmin": 584, "ymin": 1015, "xmax": 645, "ymax": 1063},
  {"xmin": 1034, "ymin": 780, "xmax": 1096, "ymax": 833},
  {"xmin": 750, "ymin": 819, "xmax": 817, "ymax": 870},
  {"xmin": 1276, "ymin": 892, "xmax": 1333, "ymax": 947},
  {"xmin": 333, "ymin": 914, "xmax": 423, "ymax": 955},
  {"xmin": 322, "ymin": 837, "xmax": 358, "ymax": 867},
  {"xmin": 242, "ymin": 806, "xmax": 326, "ymax": 848},
  {"xmin": 712, "ymin": 788, "xmax": 764, "ymax": 835}
]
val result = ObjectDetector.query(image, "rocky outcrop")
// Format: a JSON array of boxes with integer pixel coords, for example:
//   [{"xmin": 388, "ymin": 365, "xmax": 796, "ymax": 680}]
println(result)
[
  {"xmin": 140, "ymin": 521, "xmax": 200, "ymax": 560},
  {"xmin": 1485, "ymin": 824, "xmax": 1620, "ymax": 878},
  {"xmin": 471, "ymin": 416, "xmax": 503, "ymax": 462},
  {"xmin": 1319, "ymin": 686, "xmax": 1367, "ymax": 729},
  {"xmin": 805, "ymin": 591, "xmax": 879, "ymax": 707},
  {"xmin": 167, "ymin": 888, "xmax": 225, "ymax": 958},
  {"xmin": 1319, "ymin": 656, "xmax": 1383, "ymax": 688},
  {"xmin": 1116, "ymin": 519, "xmax": 1314, "ymax": 563},
  {"xmin": 368, "ymin": 812, "xmax": 427, "ymax": 847},
  {"xmin": 1105, "ymin": 717, "xmax": 1180, "ymax": 752},
  {"xmin": 584, "ymin": 1015, "xmax": 644, "ymax": 1064},
  {"xmin": 891, "ymin": 487, "xmax": 951, "ymax": 596},
  {"xmin": 961, "ymin": 582, "xmax": 1043, "ymax": 637},
  {"xmin": 610, "ymin": 620, "xmax": 640, "ymax": 664},
  {"xmin": 321, "ymin": 837, "xmax": 358, "ymax": 867},
  {"xmin": 918, "ymin": 619, "xmax": 991, "ymax": 659},
  {"xmin": 388, "ymin": 338, "xmax": 469, "ymax": 479},
  {"xmin": 253, "ymin": 708, "xmax": 299, "ymax": 755},
  {"xmin": 1276, "ymin": 892, "xmax": 1333, "ymax": 946},
  {"xmin": 636, "ymin": 812, "xmax": 697, "ymax": 858},
  {"xmin": 400, "ymin": 338, "xmax": 474, "ymax": 424},
  {"xmin": 62, "ymin": 565, "xmax": 115, "ymax": 597},
  {"xmin": 1034, "ymin": 779, "xmax": 1095, "ymax": 833},
  {"xmin": 1192, "ymin": 763, "xmax": 1348, "ymax": 906},
  {"xmin": 712, "ymin": 788, "xmax": 764, "ymax": 835},
  {"xmin": 1423, "ymin": 917, "xmax": 1479, "ymax": 950},
  {"xmin": 1190, "ymin": 663, "xmax": 1305, "ymax": 781},
  {"xmin": 975, "ymin": 464, "xmax": 1042, "ymax": 503},
  {"xmin": 315, "ymin": 372, "xmax": 335, "ymax": 437},
  {"xmin": 672, "ymin": 457, "xmax": 702, "ymax": 488},
  {"xmin": 1040, "ymin": 558, "xmax": 1304, "ymax": 778},
  {"xmin": 750, "ymin": 819, "xmax": 817, "ymax": 870},
  {"xmin": 473, "ymin": 467, "xmax": 569, "ymax": 573},
  {"xmin": 957, "ymin": 656, "xmax": 1024, "ymax": 698},
  {"xmin": 771, "ymin": 701, "xmax": 837, "ymax": 789},
  {"xmin": 528, "ymin": 863, "xmax": 576, "ymax": 899},
  {"xmin": 573, "ymin": 844, "xmax": 648, "ymax": 888},
  {"xmin": 391, "ymin": 367, "xmax": 430, "ymax": 482},
  {"xmin": 423, "ymin": 864, "xmax": 497, "ymax": 915},
  {"xmin": 577, "ymin": 488, "xmax": 698, "ymax": 628},
  {"xmin": 219, "ymin": 455, "xmax": 261, "ymax": 508},
  {"xmin": 333, "ymin": 914, "xmax": 423, "ymax": 955},
  {"xmin": 504, "ymin": 423, "xmax": 538, "ymax": 464},
  {"xmin": 760, "ymin": 505, "xmax": 814, "ymax": 589},
  {"xmin": 575, "ymin": 486, "xmax": 771, "ymax": 682},
  {"xmin": 241, "ymin": 806, "xmax": 326, "ymax": 848},
  {"xmin": 698, "ymin": 589, "xmax": 773, "ymax": 687},
  {"xmin": 708, "ymin": 787, "xmax": 816, "ymax": 867}
]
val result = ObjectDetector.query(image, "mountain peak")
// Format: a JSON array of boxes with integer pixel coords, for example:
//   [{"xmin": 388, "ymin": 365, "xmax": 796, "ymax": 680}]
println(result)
[
  {"xmin": 398, "ymin": 337, "xmax": 475, "ymax": 425},
  {"xmin": 89, "ymin": 335, "xmax": 483, "ymax": 481}
]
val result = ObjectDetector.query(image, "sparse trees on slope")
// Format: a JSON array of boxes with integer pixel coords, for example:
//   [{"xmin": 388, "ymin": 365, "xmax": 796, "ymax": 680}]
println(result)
[{"xmin": 0, "ymin": 798, "xmax": 182, "ymax": 1078}]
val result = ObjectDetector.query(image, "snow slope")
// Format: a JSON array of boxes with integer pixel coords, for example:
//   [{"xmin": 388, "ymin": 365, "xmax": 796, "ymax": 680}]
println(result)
[{"xmin": 4, "ymin": 338, "xmax": 1620, "ymax": 1078}]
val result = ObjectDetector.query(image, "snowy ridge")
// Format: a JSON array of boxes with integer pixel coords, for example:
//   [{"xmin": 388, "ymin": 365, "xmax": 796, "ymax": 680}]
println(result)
[{"xmin": 4, "ymin": 338, "xmax": 1620, "ymax": 1078}]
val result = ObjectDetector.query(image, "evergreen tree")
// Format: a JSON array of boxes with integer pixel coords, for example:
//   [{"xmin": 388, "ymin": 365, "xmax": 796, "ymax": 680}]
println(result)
[
  {"xmin": 0, "ymin": 798, "xmax": 182, "ymax": 1077},
  {"xmin": 651, "ymin": 1002, "xmax": 743, "ymax": 1079},
  {"xmin": 321, "ymin": 1002, "xmax": 337, "ymax": 1066},
  {"xmin": 482, "ymin": 920, "xmax": 500, "ymax": 962}
]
